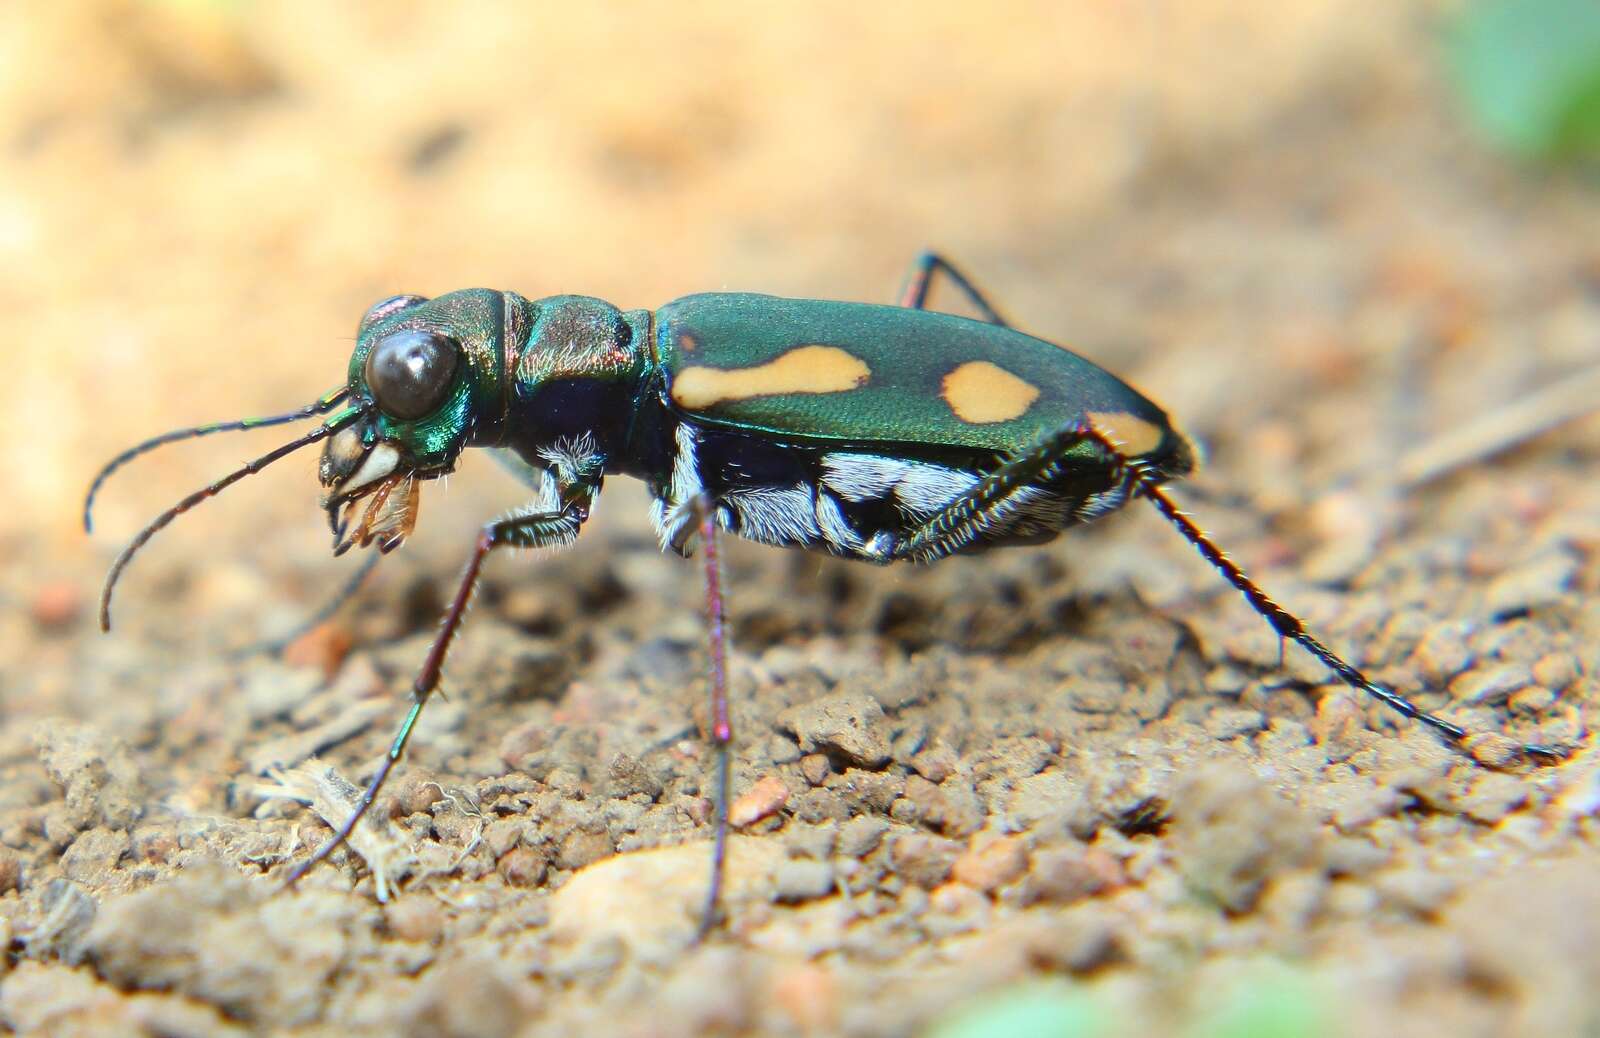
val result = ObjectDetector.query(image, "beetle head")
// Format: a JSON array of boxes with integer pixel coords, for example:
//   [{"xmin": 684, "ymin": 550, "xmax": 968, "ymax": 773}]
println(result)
[{"xmin": 320, "ymin": 289, "xmax": 515, "ymax": 554}]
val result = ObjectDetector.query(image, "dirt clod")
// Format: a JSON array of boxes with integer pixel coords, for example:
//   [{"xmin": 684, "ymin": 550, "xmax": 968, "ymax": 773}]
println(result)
[
  {"xmin": 385, "ymin": 896, "xmax": 446, "ymax": 944},
  {"xmin": 84, "ymin": 868, "xmax": 357, "ymax": 1027},
  {"xmin": 549, "ymin": 839, "xmax": 782, "ymax": 961},
  {"xmin": 774, "ymin": 859, "xmax": 835, "ymax": 903},
  {"xmin": 952, "ymin": 836, "xmax": 1029, "ymax": 893},
  {"xmin": 1464, "ymin": 732, "xmax": 1522, "ymax": 769},
  {"xmin": 498, "ymin": 846, "xmax": 549, "ymax": 888},
  {"xmin": 799, "ymin": 753, "xmax": 832, "ymax": 786},
  {"xmin": 1022, "ymin": 843, "xmax": 1123, "ymax": 905},
  {"xmin": 777, "ymin": 690, "xmax": 891, "ymax": 769},
  {"xmin": 32, "ymin": 721, "xmax": 142, "ymax": 833},
  {"xmin": 1170, "ymin": 762, "xmax": 1321, "ymax": 913},
  {"xmin": 890, "ymin": 833, "xmax": 963, "ymax": 890}
]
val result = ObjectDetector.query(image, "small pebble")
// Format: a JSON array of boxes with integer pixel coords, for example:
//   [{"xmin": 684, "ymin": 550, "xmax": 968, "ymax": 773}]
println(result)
[
  {"xmin": 386, "ymin": 896, "xmax": 446, "ymax": 943},
  {"xmin": 799, "ymin": 754, "xmax": 832, "ymax": 786},
  {"xmin": 890, "ymin": 833, "xmax": 961, "ymax": 889},
  {"xmin": 1376, "ymin": 868, "xmax": 1457, "ymax": 915},
  {"xmin": 607, "ymin": 753, "xmax": 663, "ymax": 800},
  {"xmin": 556, "ymin": 830, "xmax": 612, "ymax": 871},
  {"xmin": 498, "ymin": 722, "xmax": 547, "ymax": 771},
  {"xmin": 785, "ymin": 824, "xmax": 836, "ymax": 861},
  {"xmin": 60, "ymin": 827, "xmax": 129, "ymax": 884},
  {"xmin": 770, "ymin": 963, "xmax": 837, "ymax": 1034},
  {"xmin": 1460, "ymin": 772, "xmax": 1527, "ymax": 823},
  {"xmin": 1330, "ymin": 786, "xmax": 1402, "ymax": 831},
  {"xmin": 1203, "ymin": 707, "xmax": 1266, "ymax": 740},
  {"xmin": 483, "ymin": 818, "xmax": 523, "ymax": 859},
  {"xmin": 768, "ymin": 735, "xmax": 802, "ymax": 765},
  {"xmin": 282, "ymin": 623, "xmax": 353, "ymax": 678},
  {"xmin": 909, "ymin": 744, "xmax": 958, "ymax": 783},
  {"xmin": 683, "ymin": 795, "xmax": 714, "ymax": 827},
  {"xmin": 1449, "ymin": 663, "xmax": 1533, "ymax": 706},
  {"xmin": 729, "ymin": 775, "xmax": 789, "ymax": 828},
  {"xmin": 1508, "ymin": 686, "xmax": 1556, "ymax": 715},
  {"xmin": 1322, "ymin": 837, "xmax": 1390, "ymax": 877},
  {"xmin": 1411, "ymin": 621, "xmax": 1473, "ymax": 683},
  {"xmin": 927, "ymin": 882, "xmax": 991, "ymax": 934},
  {"xmin": 1007, "ymin": 909, "xmax": 1121, "ymax": 973},
  {"xmin": 499, "ymin": 846, "xmax": 549, "ymax": 888},
  {"xmin": 1483, "ymin": 551, "xmax": 1576, "ymax": 616},
  {"xmin": 1464, "ymin": 732, "xmax": 1520, "ymax": 770},
  {"xmin": 1532, "ymin": 652, "xmax": 1580, "ymax": 693},
  {"xmin": 0, "ymin": 849, "xmax": 21, "ymax": 894},
  {"xmin": 837, "ymin": 816, "xmax": 888, "ymax": 859},
  {"xmin": 393, "ymin": 775, "xmax": 449, "ymax": 817},
  {"xmin": 1023, "ymin": 844, "xmax": 1121, "ymax": 905},
  {"xmin": 1170, "ymin": 762, "xmax": 1320, "ymax": 913},
  {"xmin": 951, "ymin": 836, "xmax": 1028, "ymax": 893},
  {"xmin": 31, "ymin": 582, "xmax": 81, "ymax": 630},
  {"xmin": 774, "ymin": 859, "xmax": 835, "ymax": 903}
]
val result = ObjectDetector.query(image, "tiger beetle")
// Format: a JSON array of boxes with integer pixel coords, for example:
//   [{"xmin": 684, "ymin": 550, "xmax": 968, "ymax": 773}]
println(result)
[{"xmin": 86, "ymin": 253, "xmax": 1567, "ymax": 934}]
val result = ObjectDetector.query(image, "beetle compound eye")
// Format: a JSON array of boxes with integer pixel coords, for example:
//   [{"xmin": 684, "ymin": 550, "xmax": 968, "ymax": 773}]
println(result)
[
  {"xmin": 359, "ymin": 294, "xmax": 428, "ymax": 333},
  {"xmin": 365, "ymin": 330, "xmax": 460, "ymax": 420}
]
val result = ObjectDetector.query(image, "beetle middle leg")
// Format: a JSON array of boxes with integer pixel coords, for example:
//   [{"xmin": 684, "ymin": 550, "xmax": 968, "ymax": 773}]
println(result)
[
  {"xmin": 683, "ymin": 494, "xmax": 734, "ymax": 939},
  {"xmin": 285, "ymin": 485, "xmax": 596, "ymax": 889},
  {"xmin": 897, "ymin": 250, "xmax": 1011, "ymax": 326}
]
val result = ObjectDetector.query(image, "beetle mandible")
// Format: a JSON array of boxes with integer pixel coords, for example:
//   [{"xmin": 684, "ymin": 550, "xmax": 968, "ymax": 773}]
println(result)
[{"xmin": 86, "ymin": 253, "xmax": 1566, "ymax": 933}]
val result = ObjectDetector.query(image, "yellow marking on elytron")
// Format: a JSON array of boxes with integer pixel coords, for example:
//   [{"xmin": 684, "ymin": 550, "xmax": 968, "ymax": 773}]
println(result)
[
  {"xmin": 941, "ymin": 361, "xmax": 1040, "ymax": 424},
  {"xmin": 671, "ymin": 345, "xmax": 870, "ymax": 409},
  {"xmin": 1086, "ymin": 410, "xmax": 1165, "ymax": 456}
]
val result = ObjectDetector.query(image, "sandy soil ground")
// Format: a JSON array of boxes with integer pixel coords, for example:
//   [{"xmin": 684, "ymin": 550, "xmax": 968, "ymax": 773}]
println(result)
[{"xmin": 1, "ymin": 4, "xmax": 1598, "ymax": 1036}]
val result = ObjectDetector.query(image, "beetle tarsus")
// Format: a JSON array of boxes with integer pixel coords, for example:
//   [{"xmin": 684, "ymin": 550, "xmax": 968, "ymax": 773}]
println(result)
[{"xmin": 1100, "ymin": 429, "xmax": 1563, "ymax": 766}]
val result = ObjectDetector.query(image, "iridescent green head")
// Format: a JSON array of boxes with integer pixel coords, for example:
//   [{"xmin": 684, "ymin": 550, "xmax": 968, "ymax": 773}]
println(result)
[{"xmin": 319, "ymin": 289, "xmax": 516, "ymax": 554}]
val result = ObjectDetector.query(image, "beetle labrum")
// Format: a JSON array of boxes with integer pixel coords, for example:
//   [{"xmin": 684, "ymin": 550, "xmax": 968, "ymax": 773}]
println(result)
[{"xmin": 86, "ymin": 253, "xmax": 1564, "ymax": 931}]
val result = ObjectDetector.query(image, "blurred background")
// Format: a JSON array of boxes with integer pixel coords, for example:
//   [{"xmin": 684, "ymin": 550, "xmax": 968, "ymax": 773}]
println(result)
[
  {"xmin": 4, "ymin": 2, "xmax": 1600, "ymax": 1036},
  {"xmin": 7, "ymin": 0, "xmax": 1600, "ymax": 595}
]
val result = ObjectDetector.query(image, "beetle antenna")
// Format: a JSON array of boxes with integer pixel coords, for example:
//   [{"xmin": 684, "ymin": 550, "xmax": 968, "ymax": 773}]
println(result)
[
  {"xmin": 84, "ymin": 385, "xmax": 350, "ymax": 534},
  {"xmin": 98, "ymin": 405, "xmax": 363, "ymax": 633}
]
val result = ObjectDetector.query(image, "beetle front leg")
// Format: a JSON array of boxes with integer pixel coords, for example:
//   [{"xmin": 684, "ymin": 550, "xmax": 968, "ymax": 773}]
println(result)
[
  {"xmin": 284, "ymin": 487, "xmax": 595, "ymax": 890},
  {"xmin": 897, "ymin": 249, "xmax": 1011, "ymax": 326}
]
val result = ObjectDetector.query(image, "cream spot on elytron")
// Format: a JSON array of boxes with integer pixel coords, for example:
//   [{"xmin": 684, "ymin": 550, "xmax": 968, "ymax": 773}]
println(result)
[
  {"xmin": 672, "ymin": 345, "xmax": 870, "ymax": 410},
  {"xmin": 1086, "ymin": 410, "xmax": 1165, "ymax": 456},
  {"xmin": 941, "ymin": 361, "xmax": 1040, "ymax": 424}
]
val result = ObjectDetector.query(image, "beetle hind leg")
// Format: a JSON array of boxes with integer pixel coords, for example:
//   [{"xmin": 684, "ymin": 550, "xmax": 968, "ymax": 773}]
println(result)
[
  {"xmin": 898, "ymin": 420, "xmax": 1567, "ymax": 765},
  {"xmin": 897, "ymin": 250, "xmax": 1010, "ymax": 326},
  {"xmin": 892, "ymin": 422, "xmax": 1105, "ymax": 562}
]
